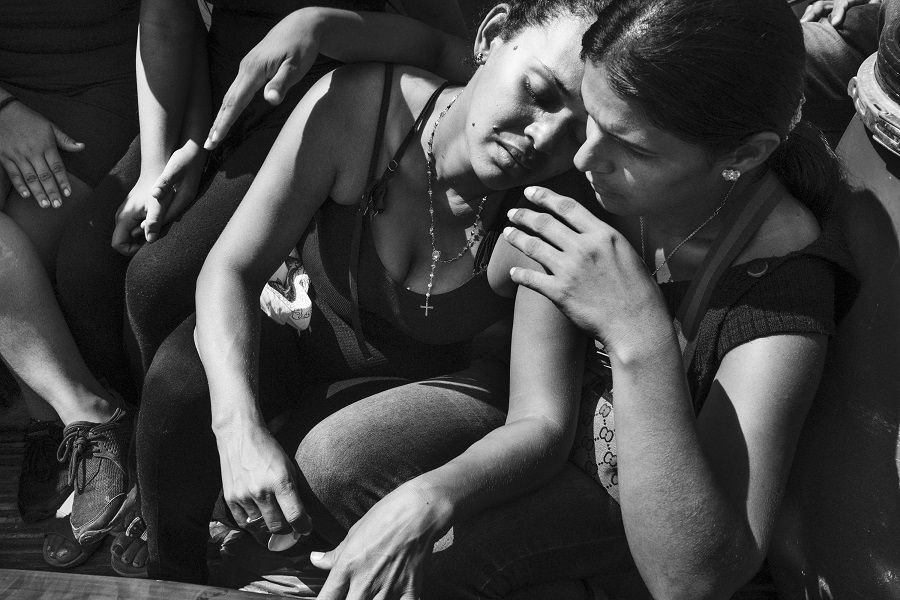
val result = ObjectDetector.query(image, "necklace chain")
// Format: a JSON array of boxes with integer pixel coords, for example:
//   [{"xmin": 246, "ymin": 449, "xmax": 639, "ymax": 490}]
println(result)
[
  {"xmin": 639, "ymin": 180, "xmax": 737, "ymax": 282},
  {"xmin": 420, "ymin": 90, "xmax": 487, "ymax": 317}
]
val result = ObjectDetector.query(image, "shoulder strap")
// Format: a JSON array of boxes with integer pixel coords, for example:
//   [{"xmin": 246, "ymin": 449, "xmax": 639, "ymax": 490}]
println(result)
[
  {"xmin": 348, "ymin": 68, "xmax": 452, "ymax": 359},
  {"xmin": 349, "ymin": 63, "xmax": 395, "ymax": 359},
  {"xmin": 676, "ymin": 172, "xmax": 784, "ymax": 372}
]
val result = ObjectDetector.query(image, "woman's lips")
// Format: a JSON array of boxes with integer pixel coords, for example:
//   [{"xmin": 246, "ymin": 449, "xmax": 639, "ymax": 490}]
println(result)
[{"xmin": 499, "ymin": 142, "xmax": 536, "ymax": 171}]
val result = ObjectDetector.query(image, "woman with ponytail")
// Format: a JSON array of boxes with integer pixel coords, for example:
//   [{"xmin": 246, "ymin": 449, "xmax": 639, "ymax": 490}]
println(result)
[{"xmin": 422, "ymin": 0, "xmax": 854, "ymax": 597}]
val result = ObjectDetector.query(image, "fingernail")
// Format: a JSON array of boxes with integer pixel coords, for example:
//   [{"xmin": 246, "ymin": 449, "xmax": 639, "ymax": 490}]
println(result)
[
  {"xmin": 63, "ymin": 187, "xmax": 71, "ymax": 197},
  {"xmin": 524, "ymin": 186, "xmax": 536, "ymax": 197},
  {"xmin": 509, "ymin": 267, "xmax": 517, "ymax": 277},
  {"xmin": 502, "ymin": 226, "xmax": 513, "ymax": 238},
  {"xmin": 21, "ymin": 190, "xmax": 29, "ymax": 198},
  {"xmin": 40, "ymin": 200, "xmax": 50, "ymax": 208},
  {"xmin": 310, "ymin": 551, "xmax": 324, "ymax": 561},
  {"xmin": 52, "ymin": 200, "xmax": 61, "ymax": 208},
  {"xmin": 506, "ymin": 208, "xmax": 517, "ymax": 220}
]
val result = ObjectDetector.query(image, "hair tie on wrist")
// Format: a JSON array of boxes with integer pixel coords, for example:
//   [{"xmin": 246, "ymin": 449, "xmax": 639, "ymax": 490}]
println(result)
[{"xmin": 0, "ymin": 95, "xmax": 18, "ymax": 114}]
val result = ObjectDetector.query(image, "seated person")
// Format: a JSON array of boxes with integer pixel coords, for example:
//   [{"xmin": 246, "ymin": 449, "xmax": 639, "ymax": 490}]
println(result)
[{"xmin": 132, "ymin": 0, "xmax": 599, "ymax": 588}]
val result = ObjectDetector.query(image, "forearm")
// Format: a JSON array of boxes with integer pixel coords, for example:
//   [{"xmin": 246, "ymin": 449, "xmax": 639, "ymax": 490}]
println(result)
[
  {"xmin": 195, "ymin": 262, "xmax": 266, "ymax": 434},
  {"xmin": 388, "ymin": 0, "xmax": 470, "ymax": 39},
  {"xmin": 611, "ymin": 330, "xmax": 758, "ymax": 599},
  {"xmin": 408, "ymin": 411, "xmax": 574, "ymax": 531},
  {"xmin": 180, "ymin": 31, "xmax": 213, "ymax": 147},
  {"xmin": 137, "ymin": 1, "xmax": 206, "ymax": 172},
  {"xmin": 303, "ymin": 8, "xmax": 471, "ymax": 83}
]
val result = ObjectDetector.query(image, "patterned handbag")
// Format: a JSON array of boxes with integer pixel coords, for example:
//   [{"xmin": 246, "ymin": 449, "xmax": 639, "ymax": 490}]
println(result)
[{"xmin": 568, "ymin": 173, "xmax": 784, "ymax": 503}]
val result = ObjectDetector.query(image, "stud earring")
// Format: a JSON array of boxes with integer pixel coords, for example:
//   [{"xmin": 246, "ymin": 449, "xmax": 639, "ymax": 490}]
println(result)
[
  {"xmin": 474, "ymin": 51, "xmax": 486, "ymax": 65},
  {"xmin": 722, "ymin": 168, "xmax": 741, "ymax": 181}
]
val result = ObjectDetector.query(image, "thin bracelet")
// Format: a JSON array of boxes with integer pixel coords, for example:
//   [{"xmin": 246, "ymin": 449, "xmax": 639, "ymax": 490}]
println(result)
[
  {"xmin": 0, "ymin": 95, "xmax": 18, "ymax": 114},
  {"xmin": 0, "ymin": 94, "xmax": 18, "ymax": 115}
]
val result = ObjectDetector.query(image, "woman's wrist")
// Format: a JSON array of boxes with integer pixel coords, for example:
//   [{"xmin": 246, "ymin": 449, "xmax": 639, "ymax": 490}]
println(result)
[{"xmin": 398, "ymin": 478, "xmax": 455, "ymax": 535}]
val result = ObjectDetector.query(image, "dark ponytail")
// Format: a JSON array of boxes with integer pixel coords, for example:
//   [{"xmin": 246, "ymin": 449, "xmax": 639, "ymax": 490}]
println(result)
[
  {"xmin": 766, "ymin": 121, "xmax": 838, "ymax": 222},
  {"xmin": 582, "ymin": 0, "xmax": 841, "ymax": 223}
]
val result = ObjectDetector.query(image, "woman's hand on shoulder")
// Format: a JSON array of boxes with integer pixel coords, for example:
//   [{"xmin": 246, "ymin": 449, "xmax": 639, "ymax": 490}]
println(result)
[
  {"xmin": 0, "ymin": 100, "xmax": 83, "ymax": 209},
  {"xmin": 311, "ymin": 482, "xmax": 451, "ymax": 600},
  {"xmin": 111, "ymin": 140, "xmax": 206, "ymax": 255},
  {"xmin": 503, "ymin": 185, "xmax": 670, "ymax": 354}
]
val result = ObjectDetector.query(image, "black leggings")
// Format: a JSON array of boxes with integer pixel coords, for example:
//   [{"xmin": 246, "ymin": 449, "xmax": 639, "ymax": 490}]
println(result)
[
  {"xmin": 56, "ymin": 126, "xmax": 281, "ymax": 396},
  {"xmin": 137, "ymin": 314, "xmax": 509, "ymax": 583}
]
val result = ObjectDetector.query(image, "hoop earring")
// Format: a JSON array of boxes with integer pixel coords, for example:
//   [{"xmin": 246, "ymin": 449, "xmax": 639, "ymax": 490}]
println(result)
[
  {"xmin": 474, "ymin": 51, "xmax": 486, "ymax": 65},
  {"xmin": 722, "ymin": 168, "xmax": 741, "ymax": 182}
]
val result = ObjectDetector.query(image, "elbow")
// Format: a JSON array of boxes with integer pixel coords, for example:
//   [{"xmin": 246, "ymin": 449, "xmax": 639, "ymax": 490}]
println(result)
[{"xmin": 643, "ymin": 535, "xmax": 766, "ymax": 600}]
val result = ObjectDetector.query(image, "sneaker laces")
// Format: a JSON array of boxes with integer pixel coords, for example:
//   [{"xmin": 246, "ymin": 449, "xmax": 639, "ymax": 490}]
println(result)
[
  {"xmin": 22, "ymin": 423, "xmax": 60, "ymax": 482},
  {"xmin": 57, "ymin": 414, "xmax": 126, "ymax": 494}
]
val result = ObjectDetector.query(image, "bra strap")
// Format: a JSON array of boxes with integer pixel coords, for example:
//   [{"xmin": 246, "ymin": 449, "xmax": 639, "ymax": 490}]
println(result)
[
  {"xmin": 349, "ymin": 63, "xmax": 394, "ymax": 359},
  {"xmin": 349, "ymin": 67, "xmax": 452, "ymax": 359}
]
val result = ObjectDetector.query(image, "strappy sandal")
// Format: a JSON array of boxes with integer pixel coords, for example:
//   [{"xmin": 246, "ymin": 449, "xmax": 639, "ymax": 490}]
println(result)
[{"xmin": 110, "ymin": 513, "xmax": 149, "ymax": 578}]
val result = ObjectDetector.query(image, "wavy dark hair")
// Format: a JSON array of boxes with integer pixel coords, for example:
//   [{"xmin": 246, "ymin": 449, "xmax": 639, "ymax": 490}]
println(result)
[
  {"xmin": 497, "ymin": 0, "xmax": 610, "ymax": 39},
  {"xmin": 582, "ymin": 0, "xmax": 838, "ymax": 222}
]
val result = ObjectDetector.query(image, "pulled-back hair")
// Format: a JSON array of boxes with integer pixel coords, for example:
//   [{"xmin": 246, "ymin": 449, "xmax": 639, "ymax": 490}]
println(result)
[
  {"xmin": 582, "ymin": 0, "xmax": 838, "ymax": 222},
  {"xmin": 498, "ymin": 0, "xmax": 609, "ymax": 40}
]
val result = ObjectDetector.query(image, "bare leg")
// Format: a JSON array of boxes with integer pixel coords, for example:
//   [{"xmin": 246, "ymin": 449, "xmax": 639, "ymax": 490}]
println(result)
[{"xmin": 0, "ymin": 178, "xmax": 116, "ymax": 425}]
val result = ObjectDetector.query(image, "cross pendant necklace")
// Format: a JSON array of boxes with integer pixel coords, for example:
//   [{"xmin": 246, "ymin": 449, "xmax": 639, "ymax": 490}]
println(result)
[{"xmin": 420, "ymin": 250, "xmax": 440, "ymax": 316}]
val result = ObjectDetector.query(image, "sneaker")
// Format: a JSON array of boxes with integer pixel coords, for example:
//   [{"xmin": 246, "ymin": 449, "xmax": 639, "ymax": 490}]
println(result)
[
  {"xmin": 18, "ymin": 419, "xmax": 73, "ymax": 522},
  {"xmin": 57, "ymin": 407, "xmax": 133, "ymax": 545}
]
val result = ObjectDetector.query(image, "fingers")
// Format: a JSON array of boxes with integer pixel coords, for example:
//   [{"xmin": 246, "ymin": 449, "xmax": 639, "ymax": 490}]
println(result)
[
  {"xmin": 309, "ymin": 549, "xmax": 336, "ymax": 571},
  {"xmin": 830, "ymin": 0, "xmax": 850, "ymax": 25},
  {"xmin": 1, "ymin": 159, "xmax": 31, "ymax": 201},
  {"xmin": 44, "ymin": 148, "xmax": 72, "ymax": 199},
  {"xmin": 506, "ymin": 205, "xmax": 577, "ymax": 252},
  {"xmin": 19, "ymin": 157, "xmax": 53, "ymax": 208},
  {"xmin": 502, "ymin": 225, "xmax": 562, "ymax": 273},
  {"xmin": 142, "ymin": 196, "xmax": 166, "ymax": 243},
  {"xmin": 273, "ymin": 479, "xmax": 312, "ymax": 536},
  {"xmin": 263, "ymin": 61, "xmax": 297, "ymax": 105},
  {"xmin": 111, "ymin": 215, "xmax": 144, "ymax": 256},
  {"xmin": 508, "ymin": 266, "xmax": 557, "ymax": 301},
  {"xmin": 51, "ymin": 125, "xmax": 85, "ymax": 153},
  {"xmin": 523, "ymin": 186, "xmax": 595, "ymax": 233},
  {"xmin": 205, "ymin": 69, "xmax": 263, "ymax": 150},
  {"xmin": 800, "ymin": 1, "xmax": 831, "ymax": 22}
]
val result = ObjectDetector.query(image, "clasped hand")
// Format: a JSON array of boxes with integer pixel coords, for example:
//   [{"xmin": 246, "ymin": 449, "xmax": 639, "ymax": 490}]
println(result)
[
  {"xmin": 800, "ymin": 0, "xmax": 880, "ymax": 26},
  {"xmin": 0, "ymin": 100, "xmax": 83, "ymax": 208},
  {"xmin": 503, "ymin": 186, "xmax": 671, "ymax": 355},
  {"xmin": 111, "ymin": 139, "xmax": 205, "ymax": 255}
]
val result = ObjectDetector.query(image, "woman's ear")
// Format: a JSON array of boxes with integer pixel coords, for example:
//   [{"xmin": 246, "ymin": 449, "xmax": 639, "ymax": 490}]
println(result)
[
  {"xmin": 473, "ymin": 4, "xmax": 511, "ymax": 62},
  {"xmin": 719, "ymin": 132, "xmax": 782, "ymax": 174}
]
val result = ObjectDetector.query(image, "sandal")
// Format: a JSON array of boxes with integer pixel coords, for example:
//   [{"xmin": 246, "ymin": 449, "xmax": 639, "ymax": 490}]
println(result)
[
  {"xmin": 42, "ymin": 509, "xmax": 104, "ymax": 569},
  {"xmin": 110, "ymin": 514, "xmax": 149, "ymax": 578}
]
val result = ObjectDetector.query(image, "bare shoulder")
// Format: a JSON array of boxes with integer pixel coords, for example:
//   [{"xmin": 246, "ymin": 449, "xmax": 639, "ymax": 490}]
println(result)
[{"xmin": 737, "ymin": 193, "xmax": 821, "ymax": 263}]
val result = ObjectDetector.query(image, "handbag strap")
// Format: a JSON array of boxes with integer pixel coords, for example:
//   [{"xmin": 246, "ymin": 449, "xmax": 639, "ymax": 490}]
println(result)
[{"xmin": 675, "ymin": 172, "xmax": 784, "ymax": 372}]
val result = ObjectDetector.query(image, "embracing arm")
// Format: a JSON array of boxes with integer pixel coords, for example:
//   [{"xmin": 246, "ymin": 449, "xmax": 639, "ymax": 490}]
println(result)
[
  {"xmin": 501, "ymin": 185, "xmax": 827, "ymax": 599},
  {"xmin": 612, "ymin": 329, "xmax": 825, "ymax": 599},
  {"xmin": 206, "ymin": 7, "xmax": 470, "ymax": 148},
  {"xmin": 388, "ymin": 0, "xmax": 471, "ymax": 39}
]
